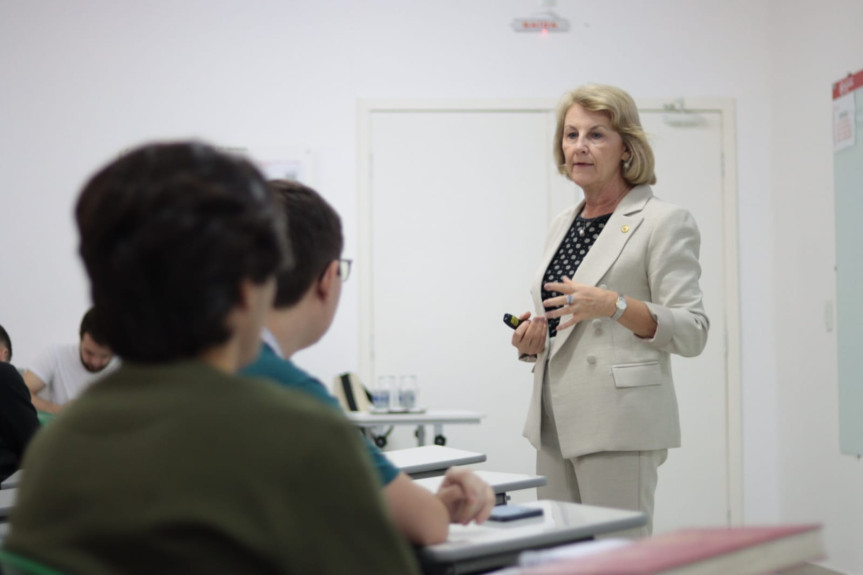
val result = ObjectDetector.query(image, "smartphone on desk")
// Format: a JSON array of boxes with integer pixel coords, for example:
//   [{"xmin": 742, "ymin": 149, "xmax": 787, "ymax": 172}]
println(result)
[{"xmin": 487, "ymin": 504, "xmax": 543, "ymax": 522}]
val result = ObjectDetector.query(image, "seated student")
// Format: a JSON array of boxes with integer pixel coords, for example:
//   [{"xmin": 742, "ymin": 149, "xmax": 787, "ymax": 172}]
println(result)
[
  {"xmin": 22, "ymin": 308, "xmax": 119, "ymax": 414},
  {"xmin": 5, "ymin": 142, "xmax": 419, "ymax": 575},
  {"xmin": 243, "ymin": 180, "xmax": 495, "ymax": 545},
  {"xmin": 0, "ymin": 323, "xmax": 41, "ymax": 482},
  {"xmin": 0, "ymin": 362, "xmax": 40, "ymax": 482},
  {"xmin": 0, "ymin": 324, "xmax": 12, "ymax": 363}
]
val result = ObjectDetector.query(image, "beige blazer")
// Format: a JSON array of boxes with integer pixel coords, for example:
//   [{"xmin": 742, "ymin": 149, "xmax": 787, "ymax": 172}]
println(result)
[{"xmin": 522, "ymin": 185, "xmax": 709, "ymax": 459}]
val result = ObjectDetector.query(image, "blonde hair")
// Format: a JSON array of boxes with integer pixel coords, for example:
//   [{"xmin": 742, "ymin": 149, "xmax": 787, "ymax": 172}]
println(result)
[{"xmin": 553, "ymin": 84, "xmax": 656, "ymax": 186}]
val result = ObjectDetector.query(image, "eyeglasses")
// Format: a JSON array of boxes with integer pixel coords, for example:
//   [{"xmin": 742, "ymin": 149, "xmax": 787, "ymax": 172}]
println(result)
[{"xmin": 337, "ymin": 258, "xmax": 353, "ymax": 282}]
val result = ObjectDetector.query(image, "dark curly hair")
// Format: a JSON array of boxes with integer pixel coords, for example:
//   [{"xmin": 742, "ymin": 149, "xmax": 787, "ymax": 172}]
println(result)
[
  {"xmin": 0, "ymin": 324, "xmax": 11, "ymax": 361},
  {"xmin": 75, "ymin": 141, "xmax": 289, "ymax": 362},
  {"xmin": 269, "ymin": 179, "xmax": 343, "ymax": 308},
  {"xmin": 79, "ymin": 308, "xmax": 109, "ymax": 347}
]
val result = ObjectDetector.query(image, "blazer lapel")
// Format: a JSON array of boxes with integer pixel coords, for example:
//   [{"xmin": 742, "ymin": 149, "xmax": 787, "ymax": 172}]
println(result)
[
  {"xmin": 548, "ymin": 185, "xmax": 653, "ymax": 359},
  {"xmin": 531, "ymin": 202, "xmax": 583, "ymax": 357}
]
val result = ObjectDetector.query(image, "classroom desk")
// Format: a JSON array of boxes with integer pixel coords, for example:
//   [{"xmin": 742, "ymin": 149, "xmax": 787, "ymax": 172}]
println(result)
[
  {"xmin": 346, "ymin": 409, "xmax": 484, "ymax": 447},
  {"xmin": 415, "ymin": 500, "xmax": 646, "ymax": 575},
  {"xmin": 1, "ymin": 470, "xmax": 22, "ymax": 490},
  {"xmin": 414, "ymin": 470, "xmax": 547, "ymax": 505},
  {"xmin": 386, "ymin": 446, "xmax": 486, "ymax": 479},
  {"xmin": 0, "ymin": 489, "xmax": 17, "ymax": 520}
]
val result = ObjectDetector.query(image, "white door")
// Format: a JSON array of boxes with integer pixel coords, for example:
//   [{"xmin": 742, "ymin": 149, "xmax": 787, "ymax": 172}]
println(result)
[
  {"xmin": 638, "ymin": 108, "xmax": 731, "ymax": 532},
  {"xmin": 360, "ymin": 100, "xmax": 738, "ymax": 532}
]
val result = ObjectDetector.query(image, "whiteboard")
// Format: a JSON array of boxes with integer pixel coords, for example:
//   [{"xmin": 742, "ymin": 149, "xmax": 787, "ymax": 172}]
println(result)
[{"xmin": 834, "ymin": 70, "xmax": 863, "ymax": 456}]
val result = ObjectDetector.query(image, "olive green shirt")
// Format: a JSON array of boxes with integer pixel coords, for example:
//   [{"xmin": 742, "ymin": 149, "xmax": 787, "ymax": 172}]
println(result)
[{"xmin": 6, "ymin": 360, "xmax": 419, "ymax": 575}]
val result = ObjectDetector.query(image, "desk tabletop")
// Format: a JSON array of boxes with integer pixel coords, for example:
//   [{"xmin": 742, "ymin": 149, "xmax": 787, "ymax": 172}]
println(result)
[
  {"xmin": 0, "ymin": 488, "xmax": 17, "ymax": 519},
  {"xmin": 1, "ymin": 470, "xmax": 22, "ymax": 490},
  {"xmin": 386, "ymin": 445, "xmax": 486, "ymax": 476},
  {"xmin": 415, "ymin": 470, "xmax": 547, "ymax": 495},
  {"xmin": 345, "ymin": 409, "xmax": 484, "ymax": 426},
  {"xmin": 417, "ymin": 500, "xmax": 645, "ymax": 565}
]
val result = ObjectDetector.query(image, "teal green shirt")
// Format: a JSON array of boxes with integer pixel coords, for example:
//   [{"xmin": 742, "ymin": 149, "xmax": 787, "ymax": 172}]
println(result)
[{"xmin": 243, "ymin": 344, "xmax": 400, "ymax": 486}]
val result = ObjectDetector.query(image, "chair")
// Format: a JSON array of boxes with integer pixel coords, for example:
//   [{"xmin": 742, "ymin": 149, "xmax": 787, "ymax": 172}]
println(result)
[{"xmin": 0, "ymin": 549, "xmax": 65, "ymax": 575}]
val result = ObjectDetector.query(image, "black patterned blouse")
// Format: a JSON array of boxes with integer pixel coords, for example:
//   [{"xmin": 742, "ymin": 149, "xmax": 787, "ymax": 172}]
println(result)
[{"xmin": 541, "ymin": 212, "xmax": 612, "ymax": 337}]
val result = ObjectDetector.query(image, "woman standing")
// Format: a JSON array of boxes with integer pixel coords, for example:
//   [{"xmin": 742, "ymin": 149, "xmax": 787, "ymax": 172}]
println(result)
[{"xmin": 512, "ymin": 84, "xmax": 709, "ymax": 537}]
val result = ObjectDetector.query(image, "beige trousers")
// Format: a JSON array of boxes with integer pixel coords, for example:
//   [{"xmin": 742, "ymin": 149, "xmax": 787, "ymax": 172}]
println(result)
[{"xmin": 537, "ymin": 383, "xmax": 667, "ymax": 539}]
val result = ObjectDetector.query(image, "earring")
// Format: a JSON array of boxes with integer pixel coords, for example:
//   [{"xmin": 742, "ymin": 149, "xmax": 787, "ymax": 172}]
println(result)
[{"xmin": 623, "ymin": 156, "xmax": 632, "ymax": 170}]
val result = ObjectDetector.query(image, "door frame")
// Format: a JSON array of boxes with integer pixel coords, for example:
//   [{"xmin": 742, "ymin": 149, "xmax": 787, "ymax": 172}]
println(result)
[{"xmin": 357, "ymin": 98, "xmax": 742, "ymax": 525}]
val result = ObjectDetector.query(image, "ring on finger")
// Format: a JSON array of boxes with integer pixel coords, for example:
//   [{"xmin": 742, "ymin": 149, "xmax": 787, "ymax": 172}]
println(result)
[{"xmin": 565, "ymin": 294, "xmax": 574, "ymax": 305}]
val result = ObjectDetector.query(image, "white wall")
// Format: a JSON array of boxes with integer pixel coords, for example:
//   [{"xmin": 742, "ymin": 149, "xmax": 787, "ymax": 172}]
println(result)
[
  {"xmin": 769, "ymin": 0, "xmax": 863, "ymax": 572},
  {"xmin": 0, "ymin": 0, "xmax": 858, "ymax": 572}
]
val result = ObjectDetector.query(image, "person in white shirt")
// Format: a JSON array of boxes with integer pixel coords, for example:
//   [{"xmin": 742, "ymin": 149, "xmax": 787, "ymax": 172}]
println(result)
[{"xmin": 23, "ymin": 309, "xmax": 119, "ymax": 414}]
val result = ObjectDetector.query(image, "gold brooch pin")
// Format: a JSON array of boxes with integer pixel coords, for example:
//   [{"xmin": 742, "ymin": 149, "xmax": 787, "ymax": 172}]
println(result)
[{"xmin": 621, "ymin": 225, "xmax": 630, "ymax": 233}]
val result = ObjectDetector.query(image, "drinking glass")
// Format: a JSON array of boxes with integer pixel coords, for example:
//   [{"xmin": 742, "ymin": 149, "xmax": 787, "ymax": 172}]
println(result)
[
  {"xmin": 372, "ymin": 375, "xmax": 395, "ymax": 411},
  {"xmin": 398, "ymin": 375, "xmax": 419, "ymax": 410}
]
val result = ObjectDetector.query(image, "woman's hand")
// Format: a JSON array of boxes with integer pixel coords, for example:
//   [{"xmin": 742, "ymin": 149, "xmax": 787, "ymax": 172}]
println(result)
[
  {"xmin": 544, "ymin": 277, "xmax": 657, "ymax": 337},
  {"xmin": 511, "ymin": 311, "xmax": 547, "ymax": 356},
  {"xmin": 543, "ymin": 277, "xmax": 616, "ymax": 331}
]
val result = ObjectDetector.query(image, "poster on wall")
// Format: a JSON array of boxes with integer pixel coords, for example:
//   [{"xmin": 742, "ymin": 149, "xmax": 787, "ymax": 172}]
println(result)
[
  {"xmin": 216, "ymin": 146, "xmax": 316, "ymax": 187},
  {"xmin": 833, "ymin": 89, "xmax": 856, "ymax": 152},
  {"xmin": 833, "ymin": 69, "xmax": 863, "ymax": 456},
  {"xmin": 252, "ymin": 148, "xmax": 315, "ymax": 187}
]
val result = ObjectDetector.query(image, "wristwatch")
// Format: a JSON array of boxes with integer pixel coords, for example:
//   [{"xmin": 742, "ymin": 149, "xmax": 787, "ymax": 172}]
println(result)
[{"xmin": 610, "ymin": 293, "xmax": 627, "ymax": 321}]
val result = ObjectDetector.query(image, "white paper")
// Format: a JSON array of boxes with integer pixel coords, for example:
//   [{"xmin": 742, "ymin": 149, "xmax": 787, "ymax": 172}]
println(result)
[
  {"xmin": 518, "ymin": 538, "xmax": 632, "ymax": 567},
  {"xmin": 834, "ymin": 92, "xmax": 856, "ymax": 152}
]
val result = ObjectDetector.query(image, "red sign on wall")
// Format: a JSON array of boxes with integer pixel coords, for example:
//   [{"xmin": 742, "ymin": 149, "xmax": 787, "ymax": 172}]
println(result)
[{"xmin": 833, "ymin": 70, "xmax": 863, "ymax": 100}]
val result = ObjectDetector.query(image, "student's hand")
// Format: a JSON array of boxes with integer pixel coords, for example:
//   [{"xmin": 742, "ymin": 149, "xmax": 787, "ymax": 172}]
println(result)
[
  {"xmin": 511, "ymin": 312, "xmax": 547, "ymax": 356},
  {"xmin": 435, "ymin": 467, "xmax": 495, "ymax": 525}
]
